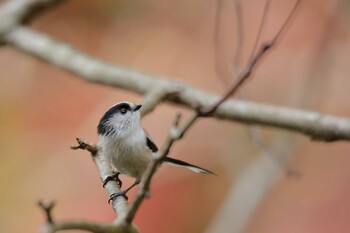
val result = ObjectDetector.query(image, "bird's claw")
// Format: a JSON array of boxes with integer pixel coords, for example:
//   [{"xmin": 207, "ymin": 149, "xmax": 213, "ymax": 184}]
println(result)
[
  {"xmin": 108, "ymin": 192, "xmax": 128, "ymax": 203},
  {"xmin": 103, "ymin": 172, "xmax": 122, "ymax": 188}
]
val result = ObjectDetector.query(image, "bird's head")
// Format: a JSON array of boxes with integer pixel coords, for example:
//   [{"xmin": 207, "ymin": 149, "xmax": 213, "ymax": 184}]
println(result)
[{"xmin": 97, "ymin": 101, "xmax": 142, "ymax": 137}]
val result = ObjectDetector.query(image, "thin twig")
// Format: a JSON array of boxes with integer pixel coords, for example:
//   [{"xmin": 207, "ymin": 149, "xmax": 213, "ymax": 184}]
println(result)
[
  {"xmin": 214, "ymin": 0, "xmax": 231, "ymax": 84},
  {"xmin": 38, "ymin": 200, "xmax": 56, "ymax": 224},
  {"xmin": 201, "ymin": 0, "xmax": 302, "ymax": 115},
  {"xmin": 123, "ymin": 112, "xmax": 199, "ymax": 224},
  {"xmin": 247, "ymin": 0, "xmax": 271, "ymax": 63},
  {"xmin": 70, "ymin": 138, "xmax": 98, "ymax": 155},
  {"xmin": 270, "ymin": 0, "xmax": 302, "ymax": 46},
  {"xmin": 123, "ymin": 1, "xmax": 303, "ymax": 216},
  {"xmin": 232, "ymin": 0, "xmax": 243, "ymax": 76}
]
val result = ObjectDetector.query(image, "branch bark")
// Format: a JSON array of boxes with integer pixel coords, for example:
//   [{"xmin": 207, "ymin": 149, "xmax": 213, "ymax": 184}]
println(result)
[
  {"xmin": 70, "ymin": 138, "xmax": 129, "ymax": 218},
  {"xmin": 3, "ymin": 26, "xmax": 350, "ymax": 141},
  {"xmin": 0, "ymin": 0, "xmax": 63, "ymax": 38},
  {"xmin": 0, "ymin": 0, "xmax": 348, "ymax": 232},
  {"xmin": 38, "ymin": 200, "xmax": 138, "ymax": 233},
  {"xmin": 123, "ymin": 112, "xmax": 199, "ymax": 224}
]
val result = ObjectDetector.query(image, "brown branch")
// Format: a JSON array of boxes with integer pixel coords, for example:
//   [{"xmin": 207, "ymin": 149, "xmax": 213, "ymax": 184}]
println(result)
[
  {"xmin": 232, "ymin": 0, "xmax": 243, "ymax": 75},
  {"xmin": 38, "ymin": 200, "xmax": 55, "ymax": 224},
  {"xmin": 122, "ymin": 2, "xmax": 303, "ymax": 223},
  {"xmin": 214, "ymin": 0, "xmax": 228, "ymax": 84},
  {"xmin": 202, "ymin": 0, "xmax": 302, "ymax": 115},
  {"xmin": 70, "ymin": 138, "xmax": 98, "ymax": 155},
  {"xmin": 270, "ymin": 0, "xmax": 302, "ymax": 46},
  {"xmin": 247, "ymin": 0, "xmax": 271, "ymax": 63}
]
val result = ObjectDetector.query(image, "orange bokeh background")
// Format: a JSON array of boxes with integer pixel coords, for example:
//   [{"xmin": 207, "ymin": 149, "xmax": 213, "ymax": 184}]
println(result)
[{"xmin": 1, "ymin": 1, "xmax": 350, "ymax": 233}]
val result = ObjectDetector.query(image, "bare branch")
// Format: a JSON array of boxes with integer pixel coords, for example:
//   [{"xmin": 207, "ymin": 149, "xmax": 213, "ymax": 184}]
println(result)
[
  {"xmin": 270, "ymin": 0, "xmax": 302, "ymax": 46},
  {"xmin": 140, "ymin": 83, "xmax": 180, "ymax": 117},
  {"xmin": 38, "ymin": 200, "xmax": 55, "ymax": 224},
  {"xmin": 49, "ymin": 221, "xmax": 137, "ymax": 233},
  {"xmin": 3, "ymin": 26, "xmax": 350, "ymax": 141},
  {"xmin": 232, "ymin": 0, "xmax": 243, "ymax": 75},
  {"xmin": 70, "ymin": 138, "xmax": 98, "ymax": 155},
  {"xmin": 213, "ymin": 0, "xmax": 229, "ymax": 84},
  {"xmin": 38, "ymin": 201, "xmax": 138, "ymax": 233},
  {"xmin": 202, "ymin": 0, "xmax": 302, "ymax": 115},
  {"xmin": 123, "ymin": 112, "xmax": 199, "ymax": 224},
  {"xmin": 0, "ymin": 0, "xmax": 341, "ymax": 232},
  {"xmin": 71, "ymin": 138, "xmax": 129, "ymax": 218},
  {"xmin": 0, "ymin": 0, "xmax": 64, "ymax": 39},
  {"xmin": 247, "ymin": 0, "xmax": 271, "ymax": 63},
  {"xmin": 213, "ymin": 0, "xmax": 222, "ymax": 65}
]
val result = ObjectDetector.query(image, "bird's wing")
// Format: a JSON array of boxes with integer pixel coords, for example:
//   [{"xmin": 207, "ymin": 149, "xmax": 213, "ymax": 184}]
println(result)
[{"xmin": 144, "ymin": 130, "xmax": 158, "ymax": 153}]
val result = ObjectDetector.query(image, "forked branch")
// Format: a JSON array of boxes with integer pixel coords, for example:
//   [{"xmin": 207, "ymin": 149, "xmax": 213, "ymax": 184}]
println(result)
[
  {"xmin": 38, "ymin": 200, "xmax": 137, "ymax": 233},
  {"xmin": 123, "ymin": 0, "xmax": 304, "ymax": 224},
  {"xmin": 71, "ymin": 138, "xmax": 129, "ymax": 217},
  {"xmin": 123, "ymin": 112, "xmax": 199, "ymax": 224},
  {"xmin": 203, "ymin": 0, "xmax": 302, "ymax": 115}
]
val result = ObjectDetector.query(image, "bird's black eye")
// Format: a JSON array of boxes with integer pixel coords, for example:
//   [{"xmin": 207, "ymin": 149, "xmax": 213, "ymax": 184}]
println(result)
[{"xmin": 120, "ymin": 108, "xmax": 127, "ymax": 114}]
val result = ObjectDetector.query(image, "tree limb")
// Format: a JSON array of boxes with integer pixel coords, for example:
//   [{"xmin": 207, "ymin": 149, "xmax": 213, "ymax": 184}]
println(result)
[
  {"xmin": 0, "ymin": 0, "xmax": 64, "ymax": 39},
  {"xmin": 3, "ymin": 26, "xmax": 350, "ymax": 141},
  {"xmin": 1, "ymin": 0, "xmax": 345, "ymax": 232},
  {"xmin": 123, "ymin": 0, "xmax": 303, "ymax": 220},
  {"xmin": 123, "ymin": 112, "xmax": 199, "ymax": 224},
  {"xmin": 202, "ymin": 0, "xmax": 301, "ymax": 115},
  {"xmin": 38, "ymin": 200, "xmax": 138, "ymax": 233},
  {"xmin": 71, "ymin": 138, "xmax": 129, "ymax": 218}
]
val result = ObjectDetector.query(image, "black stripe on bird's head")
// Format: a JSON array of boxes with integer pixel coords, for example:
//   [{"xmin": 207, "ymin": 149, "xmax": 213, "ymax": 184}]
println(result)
[{"xmin": 97, "ymin": 101, "xmax": 142, "ymax": 136}]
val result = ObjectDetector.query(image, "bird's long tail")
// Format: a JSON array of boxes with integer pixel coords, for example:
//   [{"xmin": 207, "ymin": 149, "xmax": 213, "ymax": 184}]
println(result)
[{"xmin": 163, "ymin": 157, "xmax": 216, "ymax": 175}]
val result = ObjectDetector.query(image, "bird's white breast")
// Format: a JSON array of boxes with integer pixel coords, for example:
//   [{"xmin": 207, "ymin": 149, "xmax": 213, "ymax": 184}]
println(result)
[{"xmin": 98, "ymin": 128, "xmax": 152, "ymax": 179}]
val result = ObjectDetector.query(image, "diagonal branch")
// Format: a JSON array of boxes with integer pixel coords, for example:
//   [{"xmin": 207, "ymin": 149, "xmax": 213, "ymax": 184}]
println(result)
[
  {"xmin": 232, "ymin": 0, "xmax": 243, "ymax": 75},
  {"xmin": 123, "ymin": 112, "xmax": 199, "ymax": 224},
  {"xmin": 202, "ymin": 0, "xmax": 302, "ymax": 115},
  {"xmin": 70, "ymin": 138, "xmax": 129, "ymax": 218},
  {"xmin": 122, "ymin": 0, "xmax": 305, "ymax": 225},
  {"xmin": 247, "ymin": 0, "xmax": 271, "ymax": 64}
]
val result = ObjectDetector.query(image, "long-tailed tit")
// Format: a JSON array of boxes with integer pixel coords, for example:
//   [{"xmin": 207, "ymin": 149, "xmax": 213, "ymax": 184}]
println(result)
[{"xmin": 97, "ymin": 101, "xmax": 214, "ymax": 201}]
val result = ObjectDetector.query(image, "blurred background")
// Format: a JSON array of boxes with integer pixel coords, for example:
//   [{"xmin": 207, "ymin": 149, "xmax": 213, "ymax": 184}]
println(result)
[{"xmin": 1, "ymin": 0, "xmax": 350, "ymax": 232}]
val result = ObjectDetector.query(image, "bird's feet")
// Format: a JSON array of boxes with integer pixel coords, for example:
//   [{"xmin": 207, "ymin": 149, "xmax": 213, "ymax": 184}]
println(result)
[
  {"xmin": 103, "ymin": 172, "xmax": 122, "ymax": 188},
  {"xmin": 108, "ymin": 191, "xmax": 128, "ymax": 203}
]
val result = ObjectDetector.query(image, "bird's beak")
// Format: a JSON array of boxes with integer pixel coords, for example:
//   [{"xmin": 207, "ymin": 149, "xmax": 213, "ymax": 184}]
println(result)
[{"xmin": 133, "ymin": 105, "xmax": 142, "ymax": 111}]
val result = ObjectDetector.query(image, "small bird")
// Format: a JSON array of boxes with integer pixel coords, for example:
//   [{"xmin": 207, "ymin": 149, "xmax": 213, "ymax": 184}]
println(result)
[{"xmin": 97, "ymin": 101, "xmax": 214, "ymax": 201}]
